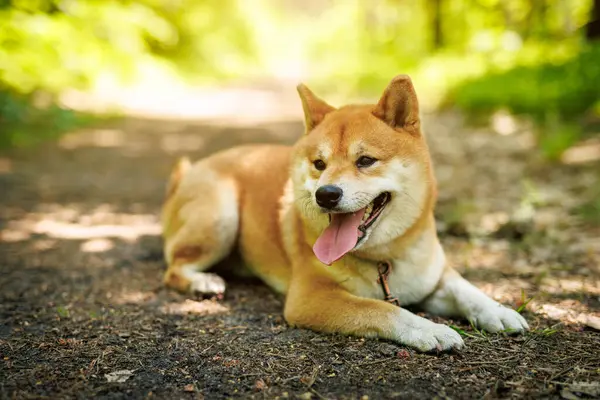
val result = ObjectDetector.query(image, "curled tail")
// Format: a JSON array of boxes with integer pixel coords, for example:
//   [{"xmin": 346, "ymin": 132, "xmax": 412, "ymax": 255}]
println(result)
[{"xmin": 166, "ymin": 157, "xmax": 191, "ymax": 199}]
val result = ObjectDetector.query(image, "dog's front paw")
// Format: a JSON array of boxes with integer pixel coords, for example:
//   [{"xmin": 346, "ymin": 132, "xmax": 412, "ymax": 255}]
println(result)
[
  {"xmin": 396, "ymin": 315, "xmax": 464, "ymax": 352},
  {"xmin": 468, "ymin": 303, "xmax": 529, "ymax": 333},
  {"xmin": 189, "ymin": 272, "xmax": 226, "ymax": 298}
]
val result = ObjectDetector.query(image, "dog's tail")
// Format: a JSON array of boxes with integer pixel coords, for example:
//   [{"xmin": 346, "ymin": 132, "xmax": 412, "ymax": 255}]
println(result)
[{"xmin": 166, "ymin": 157, "xmax": 191, "ymax": 199}]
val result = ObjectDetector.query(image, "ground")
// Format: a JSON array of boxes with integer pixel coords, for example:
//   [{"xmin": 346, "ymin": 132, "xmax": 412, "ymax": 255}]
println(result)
[{"xmin": 1, "ymin": 108, "xmax": 599, "ymax": 399}]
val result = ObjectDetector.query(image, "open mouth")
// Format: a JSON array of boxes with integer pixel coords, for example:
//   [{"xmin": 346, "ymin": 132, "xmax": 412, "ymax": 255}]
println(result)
[
  {"xmin": 313, "ymin": 192, "xmax": 391, "ymax": 265},
  {"xmin": 357, "ymin": 192, "xmax": 391, "ymax": 243}
]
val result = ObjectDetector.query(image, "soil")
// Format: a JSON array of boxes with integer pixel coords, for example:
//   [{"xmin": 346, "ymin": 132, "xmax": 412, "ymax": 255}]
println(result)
[{"xmin": 1, "ymin": 112, "xmax": 599, "ymax": 399}]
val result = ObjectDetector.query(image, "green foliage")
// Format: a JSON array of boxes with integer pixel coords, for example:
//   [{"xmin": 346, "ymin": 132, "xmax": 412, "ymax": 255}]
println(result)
[
  {"xmin": 517, "ymin": 289, "xmax": 533, "ymax": 314},
  {"xmin": 449, "ymin": 325, "xmax": 478, "ymax": 338},
  {"xmin": 0, "ymin": 0, "xmax": 257, "ymax": 149},
  {"xmin": 0, "ymin": 0, "xmax": 597, "ymax": 152},
  {"xmin": 56, "ymin": 305, "xmax": 69, "ymax": 318},
  {"xmin": 0, "ymin": 88, "xmax": 100, "ymax": 148},
  {"xmin": 539, "ymin": 119, "xmax": 583, "ymax": 161},
  {"xmin": 447, "ymin": 43, "xmax": 600, "ymax": 159},
  {"xmin": 0, "ymin": 0, "xmax": 257, "ymax": 93},
  {"xmin": 450, "ymin": 44, "xmax": 600, "ymax": 120}
]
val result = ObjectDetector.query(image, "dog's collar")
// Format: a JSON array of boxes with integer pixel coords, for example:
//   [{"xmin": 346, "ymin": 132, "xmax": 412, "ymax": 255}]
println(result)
[{"xmin": 376, "ymin": 261, "xmax": 400, "ymax": 307}]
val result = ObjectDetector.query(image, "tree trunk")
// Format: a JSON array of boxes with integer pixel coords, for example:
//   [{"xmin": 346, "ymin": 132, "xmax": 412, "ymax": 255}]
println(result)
[
  {"xmin": 430, "ymin": 0, "xmax": 443, "ymax": 50},
  {"xmin": 587, "ymin": 0, "xmax": 600, "ymax": 41}
]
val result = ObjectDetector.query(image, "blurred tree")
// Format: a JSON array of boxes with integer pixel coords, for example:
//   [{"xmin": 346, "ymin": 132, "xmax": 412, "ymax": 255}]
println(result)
[
  {"xmin": 429, "ymin": 0, "xmax": 443, "ymax": 50},
  {"xmin": 0, "ymin": 0, "xmax": 259, "ymax": 147},
  {"xmin": 0, "ymin": 0, "xmax": 598, "ymax": 153},
  {"xmin": 587, "ymin": 0, "xmax": 600, "ymax": 40}
]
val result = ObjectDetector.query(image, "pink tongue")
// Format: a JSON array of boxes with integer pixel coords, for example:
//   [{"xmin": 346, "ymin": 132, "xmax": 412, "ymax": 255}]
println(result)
[{"xmin": 313, "ymin": 209, "xmax": 366, "ymax": 265}]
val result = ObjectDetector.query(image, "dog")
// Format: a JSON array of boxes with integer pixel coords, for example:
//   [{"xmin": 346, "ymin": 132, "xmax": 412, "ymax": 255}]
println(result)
[{"xmin": 161, "ymin": 75, "xmax": 529, "ymax": 351}]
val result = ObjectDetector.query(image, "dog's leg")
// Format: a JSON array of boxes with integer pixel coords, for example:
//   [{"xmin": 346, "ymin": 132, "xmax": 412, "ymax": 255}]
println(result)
[
  {"xmin": 284, "ymin": 268, "xmax": 464, "ymax": 352},
  {"xmin": 421, "ymin": 267, "xmax": 529, "ymax": 333},
  {"xmin": 163, "ymin": 179, "xmax": 238, "ymax": 298}
]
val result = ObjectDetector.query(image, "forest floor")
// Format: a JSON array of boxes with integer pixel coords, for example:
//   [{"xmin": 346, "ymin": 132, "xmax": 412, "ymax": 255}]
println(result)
[{"xmin": 1, "ymin": 101, "xmax": 599, "ymax": 399}]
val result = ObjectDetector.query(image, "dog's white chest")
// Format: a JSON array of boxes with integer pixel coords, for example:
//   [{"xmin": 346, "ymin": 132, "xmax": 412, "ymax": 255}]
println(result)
[
  {"xmin": 386, "ymin": 241, "xmax": 445, "ymax": 305},
  {"xmin": 346, "ymin": 236, "xmax": 446, "ymax": 305}
]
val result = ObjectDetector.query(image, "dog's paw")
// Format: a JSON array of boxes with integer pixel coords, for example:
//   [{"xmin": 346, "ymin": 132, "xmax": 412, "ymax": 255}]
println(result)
[
  {"xmin": 468, "ymin": 303, "xmax": 529, "ymax": 334},
  {"xmin": 189, "ymin": 272, "xmax": 226, "ymax": 298},
  {"xmin": 396, "ymin": 317, "xmax": 465, "ymax": 352}
]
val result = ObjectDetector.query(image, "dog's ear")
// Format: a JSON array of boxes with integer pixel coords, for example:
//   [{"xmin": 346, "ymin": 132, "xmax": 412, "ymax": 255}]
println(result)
[
  {"xmin": 372, "ymin": 75, "xmax": 420, "ymax": 133},
  {"xmin": 297, "ymin": 84, "xmax": 336, "ymax": 132}
]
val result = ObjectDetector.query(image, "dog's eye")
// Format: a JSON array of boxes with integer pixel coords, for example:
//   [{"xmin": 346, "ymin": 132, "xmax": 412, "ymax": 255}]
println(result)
[
  {"xmin": 356, "ymin": 156, "xmax": 377, "ymax": 168},
  {"xmin": 313, "ymin": 159, "xmax": 326, "ymax": 171}
]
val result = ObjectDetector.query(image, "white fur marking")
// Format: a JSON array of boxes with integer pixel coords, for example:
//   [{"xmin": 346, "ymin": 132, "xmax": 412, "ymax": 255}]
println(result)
[
  {"xmin": 423, "ymin": 272, "xmax": 529, "ymax": 333},
  {"xmin": 182, "ymin": 264, "xmax": 226, "ymax": 294},
  {"xmin": 342, "ymin": 228, "xmax": 444, "ymax": 305},
  {"xmin": 390, "ymin": 307, "xmax": 464, "ymax": 352}
]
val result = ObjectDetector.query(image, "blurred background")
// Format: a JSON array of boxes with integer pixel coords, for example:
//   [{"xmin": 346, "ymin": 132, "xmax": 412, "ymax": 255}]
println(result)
[{"xmin": 1, "ymin": 0, "xmax": 599, "ymax": 160}]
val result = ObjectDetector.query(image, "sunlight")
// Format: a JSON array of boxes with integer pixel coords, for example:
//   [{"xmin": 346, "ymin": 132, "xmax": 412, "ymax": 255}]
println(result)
[
  {"xmin": 112, "ymin": 291, "xmax": 231, "ymax": 316},
  {"xmin": 0, "ymin": 204, "xmax": 161, "ymax": 243},
  {"xmin": 491, "ymin": 110, "xmax": 518, "ymax": 136},
  {"xmin": 0, "ymin": 157, "xmax": 12, "ymax": 174},
  {"xmin": 0, "ymin": 229, "xmax": 30, "ymax": 242},
  {"xmin": 59, "ymin": 128, "xmax": 125, "ymax": 149},
  {"xmin": 32, "ymin": 219, "xmax": 160, "ymax": 241},
  {"xmin": 160, "ymin": 299, "xmax": 229, "ymax": 316},
  {"xmin": 539, "ymin": 277, "xmax": 600, "ymax": 296},
  {"xmin": 471, "ymin": 278, "xmax": 532, "ymax": 304},
  {"xmin": 469, "ymin": 277, "xmax": 600, "ymax": 329},
  {"xmin": 113, "ymin": 290, "xmax": 158, "ymax": 305},
  {"xmin": 80, "ymin": 238, "xmax": 114, "ymax": 253},
  {"xmin": 561, "ymin": 139, "xmax": 600, "ymax": 165},
  {"xmin": 63, "ymin": 67, "xmax": 303, "ymax": 123},
  {"xmin": 160, "ymin": 133, "xmax": 206, "ymax": 154},
  {"xmin": 479, "ymin": 212, "xmax": 510, "ymax": 233},
  {"xmin": 533, "ymin": 300, "xmax": 600, "ymax": 328}
]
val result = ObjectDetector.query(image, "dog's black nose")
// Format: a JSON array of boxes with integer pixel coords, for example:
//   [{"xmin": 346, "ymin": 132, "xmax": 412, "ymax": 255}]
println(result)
[{"xmin": 316, "ymin": 185, "xmax": 343, "ymax": 209}]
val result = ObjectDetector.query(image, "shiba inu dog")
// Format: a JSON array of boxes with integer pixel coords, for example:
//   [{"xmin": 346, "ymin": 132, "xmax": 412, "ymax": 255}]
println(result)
[{"xmin": 161, "ymin": 75, "xmax": 529, "ymax": 351}]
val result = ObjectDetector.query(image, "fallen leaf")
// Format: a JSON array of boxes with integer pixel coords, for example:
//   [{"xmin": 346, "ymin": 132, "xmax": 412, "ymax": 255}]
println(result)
[
  {"xmin": 105, "ymin": 369, "xmax": 134, "ymax": 383},
  {"xmin": 254, "ymin": 379, "xmax": 267, "ymax": 391},
  {"xmin": 299, "ymin": 376, "xmax": 311, "ymax": 385},
  {"xmin": 223, "ymin": 359, "xmax": 240, "ymax": 367},
  {"xmin": 397, "ymin": 350, "xmax": 411, "ymax": 359},
  {"xmin": 184, "ymin": 384, "xmax": 195, "ymax": 392}
]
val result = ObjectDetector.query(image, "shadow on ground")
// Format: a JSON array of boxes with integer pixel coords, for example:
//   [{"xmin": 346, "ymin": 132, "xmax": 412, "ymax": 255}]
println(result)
[{"xmin": 0, "ymin": 113, "xmax": 598, "ymax": 399}]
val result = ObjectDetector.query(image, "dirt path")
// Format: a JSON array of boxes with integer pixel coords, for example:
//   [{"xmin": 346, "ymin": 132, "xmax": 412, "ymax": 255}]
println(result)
[{"xmin": 1, "ymin": 111, "xmax": 599, "ymax": 399}]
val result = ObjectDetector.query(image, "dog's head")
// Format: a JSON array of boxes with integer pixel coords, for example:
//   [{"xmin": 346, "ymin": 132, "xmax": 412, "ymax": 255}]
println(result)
[{"xmin": 291, "ymin": 75, "xmax": 436, "ymax": 265}]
